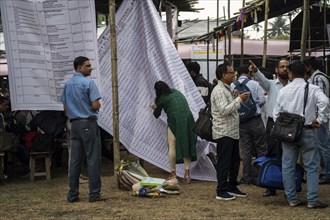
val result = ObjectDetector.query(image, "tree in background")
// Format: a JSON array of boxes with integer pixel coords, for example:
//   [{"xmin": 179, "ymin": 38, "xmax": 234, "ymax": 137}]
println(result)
[
  {"xmin": 252, "ymin": 23, "xmax": 262, "ymax": 39},
  {"xmin": 268, "ymin": 16, "xmax": 290, "ymax": 38}
]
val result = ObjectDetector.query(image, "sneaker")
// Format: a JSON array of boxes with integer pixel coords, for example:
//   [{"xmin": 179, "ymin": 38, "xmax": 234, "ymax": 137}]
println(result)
[
  {"xmin": 307, "ymin": 201, "xmax": 328, "ymax": 209},
  {"xmin": 216, "ymin": 192, "xmax": 236, "ymax": 201},
  {"xmin": 228, "ymin": 188, "xmax": 247, "ymax": 197}
]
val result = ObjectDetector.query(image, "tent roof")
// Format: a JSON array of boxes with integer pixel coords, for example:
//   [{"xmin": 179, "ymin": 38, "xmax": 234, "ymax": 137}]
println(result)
[
  {"xmin": 213, "ymin": 0, "xmax": 318, "ymax": 32},
  {"xmin": 95, "ymin": 0, "xmax": 199, "ymax": 14}
]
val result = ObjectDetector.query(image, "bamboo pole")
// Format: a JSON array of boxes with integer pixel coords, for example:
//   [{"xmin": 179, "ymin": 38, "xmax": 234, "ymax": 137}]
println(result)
[
  {"xmin": 109, "ymin": 0, "xmax": 120, "ymax": 188},
  {"xmin": 228, "ymin": 0, "xmax": 232, "ymax": 65},
  {"xmin": 207, "ymin": 16, "xmax": 210, "ymax": 82},
  {"xmin": 240, "ymin": 0, "xmax": 246, "ymax": 65},
  {"xmin": 301, "ymin": 0, "xmax": 309, "ymax": 61},
  {"xmin": 262, "ymin": 0, "xmax": 269, "ymax": 68},
  {"xmin": 323, "ymin": 0, "xmax": 327, "ymax": 71},
  {"xmin": 216, "ymin": 0, "xmax": 219, "ymax": 67}
]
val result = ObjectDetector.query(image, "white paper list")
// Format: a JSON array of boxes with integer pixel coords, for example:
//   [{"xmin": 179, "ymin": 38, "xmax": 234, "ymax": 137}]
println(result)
[
  {"xmin": 97, "ymin": 0, "xmax": 217, "ymax": 181},
  {"xmin": 0, "ymin": 0, "xmax": 100, "ymax": 110}
]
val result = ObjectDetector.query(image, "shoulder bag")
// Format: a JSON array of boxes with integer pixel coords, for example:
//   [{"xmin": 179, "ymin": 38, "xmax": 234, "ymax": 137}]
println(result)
[
  {"xmin": 270, "ymin": 83, "xmax": 308, "ymax": 142},
  {"xmin": 192, "ymin": 104, "xmax": 213, "ymax": 142}
]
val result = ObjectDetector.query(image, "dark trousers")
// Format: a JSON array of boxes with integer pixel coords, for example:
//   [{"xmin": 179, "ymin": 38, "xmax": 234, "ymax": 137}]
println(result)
[
  {"xmin": 266, "ymin": 117, "xmax": 281, "ymax": 157},
  {"xmin": 216, "ymin": 136, "xmax": 240, "ymax": 194},
  {"xmin": 240, "ymin": 116, "xmax": 268, "ymax": 180},
  {"xmin": 67, "ymin": 120, "xmax": 102, "ymax": 202}
]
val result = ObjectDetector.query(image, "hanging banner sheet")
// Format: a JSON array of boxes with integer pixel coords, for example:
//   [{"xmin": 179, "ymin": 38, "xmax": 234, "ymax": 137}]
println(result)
[
  {"xmin": 0, "ymin": 0, "xmax": 100, "ymax": 110},
  {"xmin": 97, "ymin": 0, "xmax": 217, "ymax": 181}
]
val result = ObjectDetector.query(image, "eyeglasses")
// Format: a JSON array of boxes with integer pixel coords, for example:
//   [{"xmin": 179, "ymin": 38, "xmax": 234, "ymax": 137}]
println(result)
[{"xmin": 278, "ymin": 65, "xmax": 289, "ymax": 69}]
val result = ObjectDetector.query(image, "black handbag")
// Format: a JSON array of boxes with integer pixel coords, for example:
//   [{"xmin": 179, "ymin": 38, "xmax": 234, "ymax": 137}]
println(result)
[
  {"xmin": 192, "ymin": 105, "xmax": 213, "ymax": 142},
  {"xmin": 271, "ymin": 83, "xmax": 308, "ymax": 142}
]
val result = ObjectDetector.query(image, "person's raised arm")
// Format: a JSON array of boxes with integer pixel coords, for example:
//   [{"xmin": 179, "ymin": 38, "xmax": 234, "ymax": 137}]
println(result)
[{"xmin": 249, "ymin": 60, "xmax": 271, "ymax": 91}]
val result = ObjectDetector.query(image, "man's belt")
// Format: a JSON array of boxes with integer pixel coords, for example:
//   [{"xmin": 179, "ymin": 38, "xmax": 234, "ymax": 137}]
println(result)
[{"xmin": 70, "ymin": 118, "xmax": 97, "ymax": 123}]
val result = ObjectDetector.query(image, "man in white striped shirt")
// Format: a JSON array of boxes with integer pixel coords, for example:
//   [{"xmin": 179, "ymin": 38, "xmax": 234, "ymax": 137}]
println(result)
[
  {"xmin": 303, "ymin": 57, "xmax": 330, "ymax": 185},
  {"xmin": 211, "ymin": 63, "xmax": 249, "ymax": 201},
  {"xmin": 274, "ymin": 61, "xmax": 329, "ymax": 209}
]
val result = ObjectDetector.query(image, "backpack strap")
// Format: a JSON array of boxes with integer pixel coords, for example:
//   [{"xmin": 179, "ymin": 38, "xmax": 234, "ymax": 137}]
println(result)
[{"xmin": 241, "ymin": 78, "xmax": 251, "ymax": 92}]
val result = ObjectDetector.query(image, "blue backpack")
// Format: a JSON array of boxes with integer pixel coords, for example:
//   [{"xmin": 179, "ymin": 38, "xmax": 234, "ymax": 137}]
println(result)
[{"xmin": 233, "ymin": 78, "xmax": 257, "ymax": 123}]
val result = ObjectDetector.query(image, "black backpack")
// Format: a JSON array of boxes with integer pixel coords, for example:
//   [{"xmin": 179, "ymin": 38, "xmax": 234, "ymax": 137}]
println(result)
[{"xmin": 233, "ymin": 78, "xmax": 257, "ymax": 123}]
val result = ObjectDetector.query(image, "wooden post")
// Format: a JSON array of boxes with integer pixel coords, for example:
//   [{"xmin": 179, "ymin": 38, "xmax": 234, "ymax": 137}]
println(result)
[
  {"xmin": 228, "ymin": 0, "xmax": 232, "ymax": 65},
  {"xmin": 301, "ymin": 0, "xmax": 309, "ymax": 61},
  {"xmin": 166, "ymin": 3, "xmax": 173, "ymax": 39},
  {"xmin": 262, "ymin": 0, "xmax": 269, "ymax": 68},
  {"xmin": 240, "ymin": 0, "xmax": 246, "ymax": 65},
  {"xmin": 109, "ymin": 0, "xmax": 120, "ymax": 188}
]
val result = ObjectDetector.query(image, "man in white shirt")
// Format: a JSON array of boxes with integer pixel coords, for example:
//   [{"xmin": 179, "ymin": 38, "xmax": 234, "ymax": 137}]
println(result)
[
  {"xmin": 273, "ymin": 61, "xmax": 328, "ymax": 209},
  {"xmin": 250, "ymin": 59, "xmax": 290, "ymax": 197}
]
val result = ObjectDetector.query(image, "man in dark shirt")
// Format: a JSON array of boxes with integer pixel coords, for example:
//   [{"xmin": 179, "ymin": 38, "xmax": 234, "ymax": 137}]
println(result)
[{"xmin": 186, "ymin": 62, "xmax": 211, "ymax": 104}]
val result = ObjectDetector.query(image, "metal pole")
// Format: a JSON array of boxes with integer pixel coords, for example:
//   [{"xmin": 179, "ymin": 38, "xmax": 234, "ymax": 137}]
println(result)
[
  {"xmin": 109, "ymin": 0, "xmax": 120, "ymax": 188},
  {"xmin": 262, "ymin": 0, "xmax": 269, "ymax": 67},
  {"xmin": 301, "ymin": 0, "xmax": 309, "ymax": 61}
]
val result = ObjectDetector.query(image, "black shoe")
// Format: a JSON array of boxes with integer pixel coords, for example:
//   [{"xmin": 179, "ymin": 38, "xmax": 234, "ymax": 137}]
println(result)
[
  {"xmin": 263, "ymin": 189, "xmax": 276, "ymax": 197},
  {"xmin": 289, "ymin": 200, "xmax": 306, "ymax": 207},
  {"xmin": 307, "ymin": 201, "xmax": 328, "ymax": 209},
  {"xmin": 239, "ymin": 177, "xmax": 251, "ymax": 185},
  {"xmin": 228, "ymin": 188, "xmax": 247, "ymax": 197},
  {"xmin": 216, "ymin": 192, "xmax": 236, "ymax": 201},
  {"xmin": 89, "ymin": 196, "xmax": 107, "ymax": 203},
  {"xmin": 68, "ymin": 197, "xmax": 80, "ymax": 203},
  {"xmin": 319, "ymin": 176, "xmax": 330, "ymax": 185}
]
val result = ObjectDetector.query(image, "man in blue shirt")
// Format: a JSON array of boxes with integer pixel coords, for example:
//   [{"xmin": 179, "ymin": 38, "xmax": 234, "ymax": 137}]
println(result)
[
  {"xmin": 61, "ymin": 56, "xmax": 104, "ymax": 203},
  {"xmin": 233, "ymin": 64, "xmax": 267, "ymax": 185}
]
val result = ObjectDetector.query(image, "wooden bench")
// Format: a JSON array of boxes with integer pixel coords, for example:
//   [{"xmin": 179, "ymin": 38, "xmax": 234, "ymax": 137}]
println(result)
[{"xmin": 29, "ymin": 152, "xmax": 52, "ymax": 181}]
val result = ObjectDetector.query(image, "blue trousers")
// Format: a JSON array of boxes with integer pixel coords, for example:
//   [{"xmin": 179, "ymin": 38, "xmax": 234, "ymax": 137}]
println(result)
[
  {"xmin": 316, "ymin": 121, "xmax": 330, "ymax": 178},
  {"xmin": 282, "ymin": 128, "xmax": 319, "ymax": 206},
  {"xmin": 67, "ymin": 120, "xmax": 102, "ymax": 202}
]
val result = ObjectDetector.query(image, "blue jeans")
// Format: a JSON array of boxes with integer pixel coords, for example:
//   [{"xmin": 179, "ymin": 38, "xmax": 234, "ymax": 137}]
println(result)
[
  {"xmin": 67, "ymin": 120, "xmax": 102, "ymax": 202},
  {"xmin": 282, "ymin": 128, "xmax": 319, "ymax": 206},
  {"xmin": 316, "ymin": 121, "xmax": 330, "ymax": 178}
]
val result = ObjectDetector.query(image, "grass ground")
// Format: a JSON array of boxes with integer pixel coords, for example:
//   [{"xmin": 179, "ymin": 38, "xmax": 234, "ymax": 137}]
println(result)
[{"xmin": 0, "ymin": 153, "xmax": 329, "ymax": 220}]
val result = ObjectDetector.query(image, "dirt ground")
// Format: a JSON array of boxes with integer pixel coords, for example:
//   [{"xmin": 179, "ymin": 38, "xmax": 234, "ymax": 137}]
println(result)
[{"xmin": 0, "ymin": 152, "xmax": 330, "ymax": 220}]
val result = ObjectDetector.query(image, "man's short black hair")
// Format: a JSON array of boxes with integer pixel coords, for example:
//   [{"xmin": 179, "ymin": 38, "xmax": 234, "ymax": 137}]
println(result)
[
  {"xmin": 186, "ymin": 62, "xmax": 200, "ymax": 74},
  {"xmin": 74, "ymin": 56, "xmax": 89, "ymax": 70},
  {"xmin": 237, "ymin": 64, "xmax": 250, "ymax": 76},
  {"xmin": 288, "ymin": 61, "xmax": 305, "ymax": 78},
  {"xmin": 303, "ymin": 56, "xmax": 319, "ymax": 70},
  {"xmin": 216, "ymin": 63, "xmax": 230, "ymax": 80}
]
